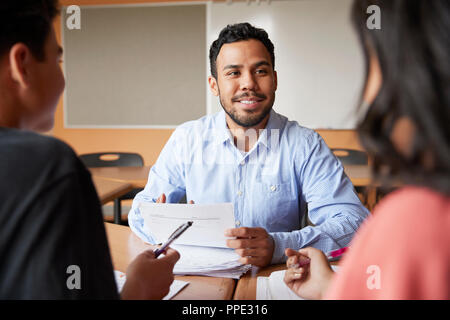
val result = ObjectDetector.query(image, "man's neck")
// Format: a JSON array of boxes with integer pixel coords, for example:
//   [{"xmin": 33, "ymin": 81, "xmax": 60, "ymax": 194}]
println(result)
[{"xmin": 225, "ymin": 113, "xmax": 270, "ymax": 153}]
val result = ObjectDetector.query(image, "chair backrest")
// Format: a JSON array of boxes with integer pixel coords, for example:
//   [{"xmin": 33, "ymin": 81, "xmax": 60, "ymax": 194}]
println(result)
[
  {"xmin": 79, "ymin": 152, "xmax": 144, "ymax": 168},
  {"xmin": 331, "ymin": 148, "xmax": 368, "ymax": 165}
]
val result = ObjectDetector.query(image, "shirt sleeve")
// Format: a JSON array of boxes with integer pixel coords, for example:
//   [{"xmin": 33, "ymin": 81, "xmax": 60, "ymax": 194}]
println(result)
[
  {"xmin": 128, "ymin": 128, "xmax": 187, "ymax": 243},
  {"xmin": 270, "ymin": 132, "xmax": 370, "ymax": 263}
]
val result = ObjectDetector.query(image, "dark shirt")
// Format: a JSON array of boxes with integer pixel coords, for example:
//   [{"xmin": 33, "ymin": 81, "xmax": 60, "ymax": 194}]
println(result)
[{"xmin": 0, "ymin": 128, "xmax": 118, "ymax": 299}]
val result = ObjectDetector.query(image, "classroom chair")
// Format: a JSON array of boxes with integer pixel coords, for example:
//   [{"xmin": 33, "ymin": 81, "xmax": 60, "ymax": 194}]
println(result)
[{"xmin": 79, "ymin": 152, "xmax": 144, "ymax": 225}]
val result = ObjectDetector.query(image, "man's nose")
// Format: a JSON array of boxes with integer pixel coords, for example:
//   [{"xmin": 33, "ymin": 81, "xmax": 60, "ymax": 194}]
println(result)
[{"xmin": 239, "ymin": 71, "xmax": 257, "ymax": 91}]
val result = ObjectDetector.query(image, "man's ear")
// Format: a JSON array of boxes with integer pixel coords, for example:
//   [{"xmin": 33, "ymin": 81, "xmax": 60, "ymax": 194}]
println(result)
[
  {"xmin": 9, "ymin": 43, "xmax": 32, "ymax": 89},
  {"xmin": 273, "ymin": 70, "xmax": 278, "ymax": 92},
  {"xmin": 208, "ymin": 75, "xmax": 219, "ymax": 97}
]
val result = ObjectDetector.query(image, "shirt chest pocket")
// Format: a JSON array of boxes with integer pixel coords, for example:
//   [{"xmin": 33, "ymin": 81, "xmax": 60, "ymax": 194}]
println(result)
[{"xmin": 252, "ymin": 181, "xmax": 296, "ymax": 230}]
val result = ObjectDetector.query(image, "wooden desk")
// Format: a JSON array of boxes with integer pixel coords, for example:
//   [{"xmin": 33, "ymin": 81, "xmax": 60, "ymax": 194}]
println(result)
[
  {"xmin": 90, "ymin": 166, "xmax": 151, "ymax": 189},
  {"xmin": 92, "ymin": 176, "xmax": 133, "ymax": 205},
  {"xmin": 233, "ymin": 264, "xmax": 285, "ymax": 300},
  {"xmin": 104, "ymin": 223, "xmax": 236, "ymax": 300},
  {"xmin": 233, "ymin": 262, "xmax": 339, "ymax": 300}
]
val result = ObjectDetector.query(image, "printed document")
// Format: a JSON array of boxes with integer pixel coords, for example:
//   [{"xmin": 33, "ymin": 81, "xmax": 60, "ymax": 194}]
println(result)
[{"xmin": 140, "ymin": 202, "xmax": 235, "ymax": 248}]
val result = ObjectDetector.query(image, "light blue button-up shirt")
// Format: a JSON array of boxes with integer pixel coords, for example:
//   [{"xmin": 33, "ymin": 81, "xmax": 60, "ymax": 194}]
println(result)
[{"xmin": 129, "ymin": 110, "xmax": 369, "ymax": 263}]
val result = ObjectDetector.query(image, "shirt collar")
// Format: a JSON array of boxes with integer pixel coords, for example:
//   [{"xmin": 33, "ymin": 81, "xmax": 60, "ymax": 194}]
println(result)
[{"xmin": 213, "ymin": 109, "xmax": 284, "ymax": 150}]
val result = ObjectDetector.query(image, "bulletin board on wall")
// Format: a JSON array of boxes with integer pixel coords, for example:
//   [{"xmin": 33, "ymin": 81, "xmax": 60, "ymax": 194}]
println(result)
[{"xmin": 62, "ymin": 2, "xmax": 207, "ymax": 128}]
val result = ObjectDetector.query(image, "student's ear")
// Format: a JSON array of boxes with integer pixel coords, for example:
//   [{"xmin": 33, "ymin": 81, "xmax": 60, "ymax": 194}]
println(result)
[
  {"xmin": 208, "ymin": 75, "xmax": 219, "ymax": 97},
  {"xmin": 9, "ymin": 43, "xmax": 33, "ymax": 89}
]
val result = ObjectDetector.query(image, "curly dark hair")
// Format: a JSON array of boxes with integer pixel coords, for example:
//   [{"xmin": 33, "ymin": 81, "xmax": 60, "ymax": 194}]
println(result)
[
  {"xmin": 352, "ymin": 0, "xmax": 450, "ymax": 194},
  {"xmin": 0, "ymin": 0, "xmax": 59, "ymax": 61},
  {"xmin": 209, "ymin": 22, "xmax": 275, "ymax": 79}
]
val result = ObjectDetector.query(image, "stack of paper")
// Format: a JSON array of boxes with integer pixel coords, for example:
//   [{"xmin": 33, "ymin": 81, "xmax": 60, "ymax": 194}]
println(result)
[
  {"xmin": 256, "ymin": 265, "xmax": 339, "ymax": 300},
  {"xmin": 171, "ymin": 244, "xmax": 251, "ymax": 279},
  {"xmin": 140, "ymin": 202, "xmax": 251, "ymax": 279},
  {"xmin": 114, "ymin": 270, "xmax": 189, "ymax": 300}
]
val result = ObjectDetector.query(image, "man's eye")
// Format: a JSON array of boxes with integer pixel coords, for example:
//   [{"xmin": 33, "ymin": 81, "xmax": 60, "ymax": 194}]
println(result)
[
  {"xmin": 256, "ymin": 69, "xmax": 268, "ymax": 74},
  {"xmin": 227, "ymin": 71, "xmax": 239, "ymax": 76}
]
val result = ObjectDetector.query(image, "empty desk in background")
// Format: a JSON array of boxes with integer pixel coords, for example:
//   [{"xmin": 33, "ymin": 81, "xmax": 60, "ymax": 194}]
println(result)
[
  {"xmin": 104, "ymin": 223, "xmax": 236, "ymax": 300},
  {"xmin": 92, "ymin": 176, "xmax": 133, "ymax": 205},
  {"xmin": 89, "ymin": 166, "xmax": 151, "ymax": 189}
]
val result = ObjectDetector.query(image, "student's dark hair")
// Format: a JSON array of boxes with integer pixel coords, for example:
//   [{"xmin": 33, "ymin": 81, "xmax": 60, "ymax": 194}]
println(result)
[
  {"xmin": 0, "ymin": 0, "xmax": 59, "ymax": 61},
  {"xmin": 352, "ymin": 0, "xmax": 450, "ymax": 194},
  {"xmin": 209, "ymin": 22, "xmax": 275, "ymax": 79}
]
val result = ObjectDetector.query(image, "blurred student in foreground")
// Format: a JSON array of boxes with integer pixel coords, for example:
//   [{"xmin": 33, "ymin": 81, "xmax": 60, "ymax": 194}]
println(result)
[
  {"xmin": 0, "ymin": 0, "xmax": 179, "ymax": 299},
  {"xmin": 284, "ymin": 0, "xmax": 449, "ymax": 299}
]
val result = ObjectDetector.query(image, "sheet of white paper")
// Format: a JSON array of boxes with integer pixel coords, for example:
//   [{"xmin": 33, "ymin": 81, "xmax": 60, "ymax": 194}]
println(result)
[
  {"xmin": 256, "ymin": 265, "xmax": 339, "ymax": 300},
  {"xmin": 256, "ymin": 277, "xmax": 272, "ymax": 300},
  {"xmin": 114, "ymin": 270, "xmax": 189, "ymax": 300},
  {"xmin": 140, "ymin": 202, "xmax": 235, "ymax": 248}
]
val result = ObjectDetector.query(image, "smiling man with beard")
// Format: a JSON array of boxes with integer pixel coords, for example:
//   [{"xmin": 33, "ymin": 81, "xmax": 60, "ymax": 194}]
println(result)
[{"xmin": 129, "ymin": 23, "xmax": 369, "ymax": 267}]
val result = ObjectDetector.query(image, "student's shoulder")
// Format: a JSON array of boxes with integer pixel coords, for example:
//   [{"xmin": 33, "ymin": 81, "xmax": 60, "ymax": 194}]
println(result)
[
  {"xmin": 375, "ymin": 186, "xmax": 449, "ymax": 219},
  {"xmin": 0, "ymin": 128, "xmax": 82, "ymax": 177},
  {"xmin": 371, "ymin": 186, "xmax": 450, "ymax": 242}
]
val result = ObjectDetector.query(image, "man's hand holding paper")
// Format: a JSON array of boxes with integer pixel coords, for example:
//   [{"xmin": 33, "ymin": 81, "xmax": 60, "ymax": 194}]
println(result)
[{"xmin": 225, "ymin": 227, "xmax": 274, "ymax": 267}]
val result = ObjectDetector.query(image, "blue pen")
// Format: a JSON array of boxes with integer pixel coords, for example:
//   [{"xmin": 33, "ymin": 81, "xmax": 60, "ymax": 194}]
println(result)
[{"xmin": 153, "ymin": 221, "xmax": 193, "ymax": 258}]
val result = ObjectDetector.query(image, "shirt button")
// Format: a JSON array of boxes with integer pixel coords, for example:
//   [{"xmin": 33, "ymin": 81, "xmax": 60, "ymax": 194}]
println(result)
[
  {"xmin": 240, "ymin": 160, "xmax": 245, "ymax": 166},
  {"xmin": 235, "ymin": 220, "xmax": 241, "ymax": 226},
  {"xmin": 237, "ymin": 191, "xmax": 243, "ymax": 196},
  {"xmin": 270, "ymin": 185, "xmax": 277, "ymax": 192}
]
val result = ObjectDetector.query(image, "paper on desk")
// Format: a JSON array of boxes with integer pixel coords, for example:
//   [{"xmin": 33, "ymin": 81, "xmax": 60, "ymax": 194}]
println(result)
[
  {"xmin": 256, "ymin": 265, "xmax": 339, "ymax": 300},
  {"xmin": 139, "ymin": 202, "xmax": 235, "ymax": 248},
  {"xmin": 114, "ymin": 270, "xmax": 189, "ymax": 300},
  {"xmin": 170, "ymin": 244, "xmax": 252, "ymax": 279}
]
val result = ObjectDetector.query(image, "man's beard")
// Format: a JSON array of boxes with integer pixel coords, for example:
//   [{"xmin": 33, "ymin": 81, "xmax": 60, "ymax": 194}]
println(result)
[{"xmin": 219, "ymin": 91, "xmax": 275, "ymax": 128}]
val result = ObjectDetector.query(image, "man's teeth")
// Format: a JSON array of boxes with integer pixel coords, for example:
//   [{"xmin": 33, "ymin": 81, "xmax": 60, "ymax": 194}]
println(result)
[{"xmin": 240, "ymin": 100, "xmax": 257, "ymax": 104}]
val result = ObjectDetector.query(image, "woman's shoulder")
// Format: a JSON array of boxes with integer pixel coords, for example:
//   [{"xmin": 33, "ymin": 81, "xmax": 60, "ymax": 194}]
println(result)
[{"xmin": 373, "ymin": 186, "xmax": 449, "ymax": 231}]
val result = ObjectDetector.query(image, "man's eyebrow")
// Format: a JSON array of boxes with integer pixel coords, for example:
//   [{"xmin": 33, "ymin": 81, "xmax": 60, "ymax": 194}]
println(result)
[
  {"xmin": 223, "ymin": 64, "xmax": 242, "ymax": 71},
  {"xmin": 254, "ymin": 61, "xmax": 271, "ymax": 68}
]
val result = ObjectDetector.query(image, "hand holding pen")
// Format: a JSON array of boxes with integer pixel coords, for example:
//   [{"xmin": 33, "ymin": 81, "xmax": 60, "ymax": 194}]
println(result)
[{"xmin": 154, "ymin": 221, "xmax": 193, "ymax": 258}]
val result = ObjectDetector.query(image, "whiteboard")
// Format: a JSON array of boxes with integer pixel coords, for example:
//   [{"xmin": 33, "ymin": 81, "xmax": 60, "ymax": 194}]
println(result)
[{"xmin": 208, "ymin": 0, "xmax": 364, "ymax": 129}]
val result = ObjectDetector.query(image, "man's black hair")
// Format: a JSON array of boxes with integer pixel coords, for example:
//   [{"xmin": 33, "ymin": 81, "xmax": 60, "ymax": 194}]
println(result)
[{"xmin": 209, "ymin": 22, "xmax": 275, "ymax": 79}]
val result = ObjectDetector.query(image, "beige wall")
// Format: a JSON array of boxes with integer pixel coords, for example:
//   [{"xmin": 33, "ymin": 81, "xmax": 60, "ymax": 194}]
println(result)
[{"xmin": 53, "ymin": 0, "xmax": 363, "ymax": 166}]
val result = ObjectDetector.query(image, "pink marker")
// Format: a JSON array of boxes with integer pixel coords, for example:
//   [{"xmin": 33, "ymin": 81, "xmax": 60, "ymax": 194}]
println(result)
[
  {"xmin": 288, "ymin": 247, "xmax": 349, "ymax": 269},
  {"xmin": 326, "ymin": 247, "xmax": 348, "ymax": 261}
]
